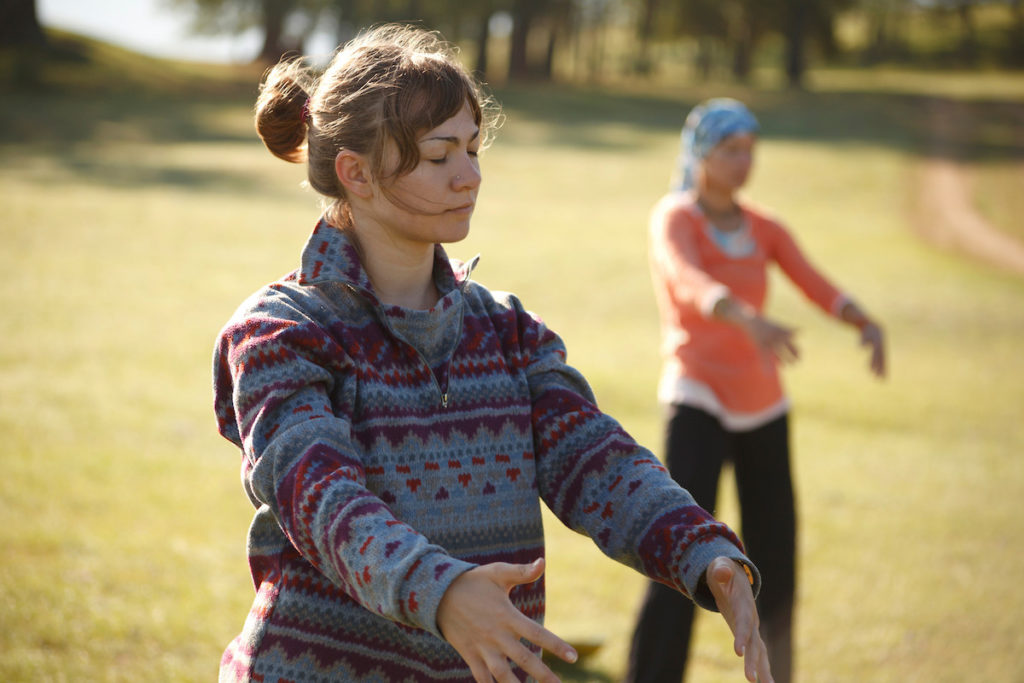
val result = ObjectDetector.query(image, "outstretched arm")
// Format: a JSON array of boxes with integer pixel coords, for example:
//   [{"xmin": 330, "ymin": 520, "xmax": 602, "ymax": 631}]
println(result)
[{"xmin": 707, "ymin": 556, "xmax": 774, "ymax": 683}]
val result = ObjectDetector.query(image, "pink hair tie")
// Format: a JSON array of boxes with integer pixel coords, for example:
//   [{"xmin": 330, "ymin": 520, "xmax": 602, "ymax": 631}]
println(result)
[{"xmin": 301, "ymin": 98, "xmax": 311, "ymax": 124}]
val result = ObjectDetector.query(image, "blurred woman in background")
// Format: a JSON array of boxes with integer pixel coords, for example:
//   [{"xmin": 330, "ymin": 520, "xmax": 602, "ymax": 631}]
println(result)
[{"xmin": 626, "ymin": 98, "xmax": 886, "ymax": 683}]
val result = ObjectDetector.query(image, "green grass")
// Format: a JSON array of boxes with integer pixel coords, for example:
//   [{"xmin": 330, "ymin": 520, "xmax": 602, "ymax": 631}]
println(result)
[{"xmin": 2, "ymin": 36, "xmax": 1024, "ymax": 682}]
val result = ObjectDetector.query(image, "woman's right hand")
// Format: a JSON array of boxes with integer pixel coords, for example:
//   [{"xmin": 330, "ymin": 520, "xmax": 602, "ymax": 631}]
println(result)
[
  {"xmin": 436, "ymin": 558, "xmax": 578, "ymax": 683},
  {"xmin": 742, "ymin": 314, "xmax": 800, "ymax": 365},
  {"xmin": 715, "ymin": 297, "xmax": 799, "ymax": 365}
]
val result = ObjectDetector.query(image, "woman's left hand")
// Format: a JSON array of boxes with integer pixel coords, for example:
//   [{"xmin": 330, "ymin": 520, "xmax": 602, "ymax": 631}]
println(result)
[
  {"xmin": 859, "ymin": 321, "xmax": 886, "ymax": 378},
  {"xmin": 706, "ymin": 556, "xmax": 774, "ymax": 683}
]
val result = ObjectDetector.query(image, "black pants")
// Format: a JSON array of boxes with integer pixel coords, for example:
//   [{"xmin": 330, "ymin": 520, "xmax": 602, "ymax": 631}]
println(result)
[{"xmin": 625, "ymin": 404, "xmax": 796, "ymax": 683}]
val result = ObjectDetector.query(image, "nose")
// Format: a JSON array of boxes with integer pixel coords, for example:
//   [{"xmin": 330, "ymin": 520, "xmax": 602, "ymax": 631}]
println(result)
[{"xmin": 453, "ymin": 154, "xmax": 481, "ymax": 192}]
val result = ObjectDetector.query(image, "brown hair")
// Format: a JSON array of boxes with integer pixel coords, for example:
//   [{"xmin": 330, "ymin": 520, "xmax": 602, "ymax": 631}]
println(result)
[{"xmin": 254, "ymin": 24, "xmax": 498, "ymax": 229}]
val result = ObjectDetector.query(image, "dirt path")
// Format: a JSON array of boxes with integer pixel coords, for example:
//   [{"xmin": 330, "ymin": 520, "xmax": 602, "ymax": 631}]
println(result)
[{"xmin": 913, "ymin": 97, "xmax": 1024, "ymax": 275}]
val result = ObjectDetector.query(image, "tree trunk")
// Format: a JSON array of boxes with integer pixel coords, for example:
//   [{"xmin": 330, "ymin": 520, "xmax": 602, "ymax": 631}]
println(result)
[
  {"xmin": 731, "ymin": 18, "xmax": 754, "ymax": 82},
  {"xmin": 509, "ymin": 0, "xmax": 537, "ymax": 80},
  {"xmin": 696, "ymin": 37, "xmax": 713, "ymax": 81},
  {"xmin": 474, "ymin": 9, "xmax": 491, "ymax": 79},
  {"xmin": 635, "ymin": 0, "xmax": 658, "ymax": 74},
  {"xmin": 815, "ymin": 8, "xmax": 840, "ymax": 61},
  {"xmin": 334, "ymin": 0, "xmax": 358, "ymax": 46},
  {"xmin": 0, "ymin": 0, "xmax": 46, "ymax": 47},
  {"xmin": 956, "ymin": 0, "xmax": 977, "ymax": 65},
  {"xmin": 541, "ymin": 23, "xmax": 557, "ymax": 80},
  {"xmin": 1009, "ymin": 0, "xmax": 1024, "ymax": 65},
  {"xmin": 404, "ymin": 0, "xmax": 423, "ymax": 22},
  {"xmin": 783, "ymin": 0, "xmax": 807, "ymax": 89},
  {"xmin": 258, "ymin": 0, "xmax": 294, "ymax": 64}
]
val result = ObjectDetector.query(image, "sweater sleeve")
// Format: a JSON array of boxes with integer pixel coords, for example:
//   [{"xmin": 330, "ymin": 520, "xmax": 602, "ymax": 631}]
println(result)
[
  {"xmin": 509, "ymin": 300, "xmax": 759, "ymax": 609},
  {"xmin": 651, "ymin": 199, "xmax": 730, "ymax": 318},
  {"xmin": 213, "ymin": 291, "xmax": 475, "ymax": 638},
  {"xmin": 766, "ymin": 219, "xmax": 847, "ymax": 316}
]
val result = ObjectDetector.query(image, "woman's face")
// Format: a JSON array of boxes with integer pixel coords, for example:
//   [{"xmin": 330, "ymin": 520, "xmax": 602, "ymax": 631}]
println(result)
[
  {"xmin": 369, "ymin": 102, "xmax": 482, "ymax": 248},
  {"xmin": 700, "ymin": 132, "xmax": 756, "ymax": 193}
]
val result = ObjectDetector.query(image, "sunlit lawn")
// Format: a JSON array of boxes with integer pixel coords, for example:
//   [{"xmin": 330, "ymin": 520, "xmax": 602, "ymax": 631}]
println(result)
[{"xmin": 1, "ymin": 44, "xmax": 1022, "ymax": 681}]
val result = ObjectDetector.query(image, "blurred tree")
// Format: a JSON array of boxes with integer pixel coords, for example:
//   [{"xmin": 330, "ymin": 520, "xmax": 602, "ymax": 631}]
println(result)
[
  {"xmin": 509, "ymin": 0, "xmax": 541, "ymax": 78},
  {"xmin": 171, "ymin": 0, "xmax": 329, "ymax": 62},
  {"xmin": 766, "ymin": 0, "xmax": 853, "ymax": 87},
  {"xmin": 540, "ymin": 0, "xmax": 574, "ymax": 79},
  {"xmin": 471, "ymin": 1, "xmax": 498, "ymax": 77},
  {"xmin": 635, "ymin": 0, "xmax": 659, "ymax": 74},
  {"xmin": 0, "ymin": 0, "xmax": 45, "ymax": 47},
  {"xmin": 633, "ymin": 0, "xmax": 853, "ymax": 86},
  {"xmin": 723, "ymin": 0, "xmax": 773, "ymax": 82},
  {"xmin": 1, "ymin": 0, "xmax": 46, "ymax": 88},
  {"xmin": 574, "ymin": 0, "xmax": 617, "ymax": 82},
  {"xmin": 954, "ymin": 0, "xmax": 978, "ymax": 64},
  {"xmin": 324, "ymin": 0, "xmax": 498, "ymax": 76},
  {"xmin": 663, "ymin": 0, "xmax": 729, "ymax": 79},
  {"xmin": 862, "ymin": 0, "xmax": 911, "ymax": 63},
  {"xmin": 501, "ymin": 0, "xmax": 579, "ymax": 81},
  {"xmin": 1010, "ymin": 0, "xmax": 1024, "ymax": 64}
]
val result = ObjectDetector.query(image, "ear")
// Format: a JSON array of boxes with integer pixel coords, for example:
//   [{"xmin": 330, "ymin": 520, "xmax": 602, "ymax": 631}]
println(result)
[{"xmin": 335, "ymin": 149, "xmax": 374, "ymax": 199}]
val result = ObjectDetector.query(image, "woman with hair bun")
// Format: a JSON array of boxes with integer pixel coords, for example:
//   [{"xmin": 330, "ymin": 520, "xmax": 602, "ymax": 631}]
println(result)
[
  {"xmin": 214, "ymin": 27, "xmax": 772, "ymax": 683},
  {"xmin": 626, "ymin": 98, "xmax": 886, "ymax": 683}
]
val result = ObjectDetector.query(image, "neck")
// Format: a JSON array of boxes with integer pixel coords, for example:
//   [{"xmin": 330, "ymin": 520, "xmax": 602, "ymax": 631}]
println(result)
[
  {"xmin": 350, "ymin": 223, "xmax": 439, "ymax": 310},
  {"xmin": 696, "ymin": 186, "xmax": 737, "ymax": 215}
]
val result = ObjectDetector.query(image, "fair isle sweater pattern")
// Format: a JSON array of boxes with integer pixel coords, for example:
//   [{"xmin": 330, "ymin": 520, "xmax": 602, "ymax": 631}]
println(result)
[{"xmin": 213, "ymin": 219, "xmax": 755, "ymax": 682}]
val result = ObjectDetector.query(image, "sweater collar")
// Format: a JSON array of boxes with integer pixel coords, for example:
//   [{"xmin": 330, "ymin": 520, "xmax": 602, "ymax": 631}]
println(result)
[{"xmin": 297, "ymin": 218, "xmax": 478, "ymax": 304}]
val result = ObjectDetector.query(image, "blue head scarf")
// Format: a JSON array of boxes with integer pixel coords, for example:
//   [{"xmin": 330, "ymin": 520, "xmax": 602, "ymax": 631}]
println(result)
[{"xmin": 675, "ymin": 98, "xmax": 759, "ymax": 192}]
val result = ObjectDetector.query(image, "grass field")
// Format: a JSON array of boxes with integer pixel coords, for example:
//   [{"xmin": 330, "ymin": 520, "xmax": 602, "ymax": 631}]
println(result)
[{"xmin": 1, "ymin": 36, "xmax": 1023, "ymax": 682}]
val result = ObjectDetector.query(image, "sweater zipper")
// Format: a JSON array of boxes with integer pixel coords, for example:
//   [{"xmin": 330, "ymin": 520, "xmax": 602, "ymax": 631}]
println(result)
[
  {"xmin": 413, "ymin": 297, "xmax": 464, "ymax": 409},
  {"xmin": 346, "ymin": 283, "xmax": 464, "ymax": 409},
  {"xmin": 408, "ymin": 343, "xmax": 451, "ymax": 409}
]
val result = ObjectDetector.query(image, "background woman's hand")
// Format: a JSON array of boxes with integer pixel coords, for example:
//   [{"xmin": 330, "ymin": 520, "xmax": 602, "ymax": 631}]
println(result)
[
  {"xmin": 742, "ymin": 314, "xmax": 800, "ymax": 366},
  {"xmin": 714, "ymin": 296, "xmax": 799, "ymax": 366},
  {"xmin": 706, "ymin": 556, "xmax": 774, "ymax": 683},
  {"xmin": 436, "ymin": 558, "xmax": 577, "ymax": 683},
  {"xmin": 859, "ymin": 321, "xmax": 886, "ymax": 378}
]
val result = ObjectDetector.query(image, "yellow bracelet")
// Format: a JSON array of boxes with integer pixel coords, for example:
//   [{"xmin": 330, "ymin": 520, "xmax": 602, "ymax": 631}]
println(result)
[{"xmin": 741, "ymin": 563, "xmax": 754, "ymax": 585}]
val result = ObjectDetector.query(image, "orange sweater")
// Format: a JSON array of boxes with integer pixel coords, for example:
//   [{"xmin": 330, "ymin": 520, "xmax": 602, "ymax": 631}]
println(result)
[{"xmin": 649, "ymin": 192, "xmax": 846, "ymax": 429}]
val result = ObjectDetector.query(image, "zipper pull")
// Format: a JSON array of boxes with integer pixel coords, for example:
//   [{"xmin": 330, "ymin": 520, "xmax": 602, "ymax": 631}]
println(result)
[{"xmin": 441, "ymin": 393, "xmax": 449, "ymax": 409}]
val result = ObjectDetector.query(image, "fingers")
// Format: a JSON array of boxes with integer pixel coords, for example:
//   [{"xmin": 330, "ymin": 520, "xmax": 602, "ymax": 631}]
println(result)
[
  {"xmin": 502, "ymin": 636, "xmax": 563, "ymax": 683},
  {"xmin": 742, "ymin": 630, "xmax": 773, "ymax": 683},
  {"xmin": 859, "ymin": 324, "xmax": 887, "ymax": 378},
  {"xmin": 777, "ymin": 335, "xmax": 800, "ymax": 365},
  {"xmin": 475, "ymin": 605, "xmax": 571, "ymax": 683},
  {"xmin": 754, "ymin": 319, "xmax": 799, "ymax": 365},
  {"xmin": 505, "ymin": 557, "xmax": 546, "ymax": 588},
  {"xmin": 871, "ymin": 346, "xmax": 886, "ymax": 378},
  {"xmin": 439, "ymin": 560, "xmax": 574, "ymax": 683},
  {"xmin": 744, "ymin": 636, "xmax": 771, "ymax": 683},
  {"xmin": 517, "ymin": 610, "xmax": 578, "ymax": 665},
  {"xmin": 706, "ymin": 557, "xmax": 773, "ymax": 682}
]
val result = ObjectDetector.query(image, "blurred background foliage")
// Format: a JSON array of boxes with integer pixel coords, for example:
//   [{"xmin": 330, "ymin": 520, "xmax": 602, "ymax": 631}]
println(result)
[{"xmin": 3, "ymin": 0, "xmax": 1024, "ymax": 90}]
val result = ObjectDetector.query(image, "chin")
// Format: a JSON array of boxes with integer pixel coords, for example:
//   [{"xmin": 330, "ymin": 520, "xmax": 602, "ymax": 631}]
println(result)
[{"xmin": 437, "ymin": 220, "xmax": 472, "ymax": 244}]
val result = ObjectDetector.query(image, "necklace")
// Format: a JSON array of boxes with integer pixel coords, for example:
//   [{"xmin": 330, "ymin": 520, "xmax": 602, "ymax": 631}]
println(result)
[{"xmin": 697, "ymin": 199, "xmax": 743, "ymax": 232}]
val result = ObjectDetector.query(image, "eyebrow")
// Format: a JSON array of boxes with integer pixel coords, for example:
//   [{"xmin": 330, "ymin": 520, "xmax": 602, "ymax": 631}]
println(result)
[{"xmin": 420, "ymin": 129, "xmax": 481, "ymax": 144}]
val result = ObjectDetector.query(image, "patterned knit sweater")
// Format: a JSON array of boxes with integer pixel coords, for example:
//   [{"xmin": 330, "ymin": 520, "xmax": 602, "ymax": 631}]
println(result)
[{"xmin": 213, "ymin": 219, "xmax": 757, "ymax": 682}]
